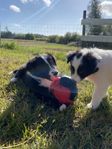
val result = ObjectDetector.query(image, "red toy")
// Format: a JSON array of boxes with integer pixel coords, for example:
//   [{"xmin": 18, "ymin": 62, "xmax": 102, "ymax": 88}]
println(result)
[
  {"xmin": 39, "ymin": 75, "xmax": 77, "ymax": 106},
  {"xmin": 50, "ymin": 77, "xmax": 74, "ymax": 105}
]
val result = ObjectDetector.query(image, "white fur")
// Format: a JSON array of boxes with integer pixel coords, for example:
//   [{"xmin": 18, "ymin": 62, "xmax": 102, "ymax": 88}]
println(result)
[
  {"xmin": 71, "ymin": 56, "xmax": 83, "ymax": 82},
  {"xmin": 10, "ymin": 77, "xmax": 18, "ymax": 83},
  {"xmin": 9, "ymin": 71, "xmax": 13, "ymax": 75},
  {"xmin": 71, "ymin": 48, "xmax": 112, "ymax": 109}
]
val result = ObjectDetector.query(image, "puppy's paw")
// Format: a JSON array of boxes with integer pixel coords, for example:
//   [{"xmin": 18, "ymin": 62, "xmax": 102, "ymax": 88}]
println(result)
[
  {"xmin": 39, "ymin": 79, "xmax": 51, "ymax": 88},
  {"xmin": 59, "ymin": 104, "xmax": 66, "ymax": 111},
  {"xmin": 105, "ymin": 92, "xmax": 109, "ymax": 98},
  {"xmin": 87, "ymin": 102, "xmax": 93, "ymax": 109},
  {"xmin": 87, "ymin": 101, "xmax": 100, "ymax": 110}
]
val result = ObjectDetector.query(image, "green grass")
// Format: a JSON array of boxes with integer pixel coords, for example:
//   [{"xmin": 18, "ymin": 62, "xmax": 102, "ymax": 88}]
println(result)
[{"xmin": 0, "ymin": 41, "xmax": 112, "ymax": 149}]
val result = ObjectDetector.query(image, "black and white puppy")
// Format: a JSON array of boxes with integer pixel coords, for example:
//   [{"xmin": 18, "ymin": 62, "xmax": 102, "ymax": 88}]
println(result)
[
  {"xmin": 10, "ymin": 54, "xmax": 64, "ymax": 109},
  {"xmin": 11, "ymin": 53, "xmax": 58, "ymax": 82},
  {"xmin": 67, "ymin": 48, "xmax": 112, "ymax": 109}
]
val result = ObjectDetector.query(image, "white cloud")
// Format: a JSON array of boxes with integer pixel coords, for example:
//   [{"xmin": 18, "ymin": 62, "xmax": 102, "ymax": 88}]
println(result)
[
  {"xmin": 9, "ymin": 5, "xmax": 21, "ymax": 13},
  {"xmin": 20, "ymin": 0, "xmax": 34, "ymax": 4},
  {"xmin": 42, "ymin": 0, "xmax": 52, "ymax": 7},
  {"xmin": 13, "ymin": 24, "xmax": 21, "ymax": 27},
  {"xmin": 100, "ymin": 1, "xmax": 112, "ymax": 17}
]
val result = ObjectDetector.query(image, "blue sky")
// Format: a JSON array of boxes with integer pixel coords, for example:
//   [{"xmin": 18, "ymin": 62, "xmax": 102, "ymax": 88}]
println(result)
[{"xmin": 0, "ymin": 0, "xmax": 112, "ymax": 35}]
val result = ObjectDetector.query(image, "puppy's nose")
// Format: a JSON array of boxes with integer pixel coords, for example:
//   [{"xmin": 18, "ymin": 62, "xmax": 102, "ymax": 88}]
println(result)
[{"xmin": 52, "ymin": 71, "xmax": 58, "ymax": 76}]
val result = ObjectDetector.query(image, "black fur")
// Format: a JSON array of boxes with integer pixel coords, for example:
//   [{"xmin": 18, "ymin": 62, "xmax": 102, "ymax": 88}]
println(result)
[
  {"xmin": 13, "ymin": 54, "xmax": 57, "ymax": 80},
  {"xmin": 70, "ymin": 65, "xmax": 75, "ymax": 75},
  {"xmin": 77, "ymin": 53, "xmax": 99, "ymax": 80},
  {"xmin": 67, "ymin": 52, "xmax": 76, "ymax": 63},
  {"xmin": 67, "ymin": 51, "xmax": 82, "ymax": 63},
  {"xmin": 23, "ymin": 74, "xmax": 61, "ymax": 109},
  {"xmin": 46, "ymin": 53, "xmax": 56, "ymax": 67},
  {"xmin": 67, "ymin": 51, "xmax": 99, "ymax": 80}
]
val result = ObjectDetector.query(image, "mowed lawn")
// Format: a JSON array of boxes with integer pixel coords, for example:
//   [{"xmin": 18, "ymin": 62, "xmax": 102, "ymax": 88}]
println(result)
[{"xmin": 0, "ymin": 41, "xmax": 112, "ymax": 149}]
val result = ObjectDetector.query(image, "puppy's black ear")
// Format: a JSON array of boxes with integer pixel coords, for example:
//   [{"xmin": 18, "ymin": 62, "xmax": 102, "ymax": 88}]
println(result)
[
  {"xmin": 47, "ymin": 53, "xmax": 53, "ymax": 57},
  {"xmin": 46, "ymin": 53, "xmax": 57, "ymax": 65},
  {"xmin": 85, "ymin": 52, "xmax": 102, "ymax": 63},
  {"xmin": 67, "ymin": 52, "xmax": 76, "ymax": 63}
]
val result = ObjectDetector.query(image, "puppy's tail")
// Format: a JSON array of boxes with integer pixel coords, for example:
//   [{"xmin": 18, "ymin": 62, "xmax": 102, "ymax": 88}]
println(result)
[{"xmin": 9, "ymin": 70, "xmax": 18, "ymax": 83}]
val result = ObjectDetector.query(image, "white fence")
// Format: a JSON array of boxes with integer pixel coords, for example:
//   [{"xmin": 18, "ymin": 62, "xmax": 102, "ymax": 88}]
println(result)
[
  {"xmin": 81, "ymin": 35, "xmax": 112, "ymax": 43},
  {"xmin": 81, "ymin": 11, "xmax": 112, "ymax": 43}
]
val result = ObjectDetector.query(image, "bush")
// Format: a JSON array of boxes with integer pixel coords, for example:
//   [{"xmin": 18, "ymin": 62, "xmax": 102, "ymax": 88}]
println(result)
[
  {"xmin": 47, "ymin": 33, "xmax": 81, "ymax": 45},
  {"xmin": 35, "ymin": 37, "xmax": 48, "ymax": 41},
  {"xmin": 1, "ymin": 42, "xmax": 17, "ymax": 50}
]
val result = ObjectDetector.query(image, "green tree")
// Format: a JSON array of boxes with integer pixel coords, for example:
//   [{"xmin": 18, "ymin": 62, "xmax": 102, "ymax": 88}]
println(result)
[
  {"xmin": 87, "ymin": 0, "xmax": 102, "ymax": 35},
  {"xmin": 25, "ymin": 33, "xmax": 34, "ymax": 40},
  {"xmin": 48, "ymin": 35, "xmax": 58, "ymax": 43},
  {"xmin": 1, "ymin": 26, "xmax": 13, "ymax": 38}
]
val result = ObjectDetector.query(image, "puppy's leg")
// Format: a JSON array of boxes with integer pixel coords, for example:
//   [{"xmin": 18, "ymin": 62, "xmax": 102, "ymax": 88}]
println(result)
[
  {"xmin": 39, "ymin": 78, "xmax": 52, "ymax": 88},
  {"xmin": 87, "ymin": 83, "xmax": 109, "ymax": 109}
]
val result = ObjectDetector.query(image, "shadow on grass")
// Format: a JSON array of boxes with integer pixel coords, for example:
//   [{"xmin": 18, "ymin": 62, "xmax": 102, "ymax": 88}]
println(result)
[
  {"xmin": 0, "ymin": 82, "xmax": 112, "ymax": 149},
  {"xmin": 0, "ymin": 82, "xmax": 41, "ymax": 144},
  {"xmin": 0, "ymin": 81, "xmax": 76, "ymax": 147},
  {"xmin": 45, "ymin": 98, "xmax": 112, "ymax": 149}
]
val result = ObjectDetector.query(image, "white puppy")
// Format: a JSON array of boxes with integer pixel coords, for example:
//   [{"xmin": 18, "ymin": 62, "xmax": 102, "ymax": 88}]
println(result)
[{"xmin": 67, "ymin": 48, "xmax": 112, "ymax": 109}]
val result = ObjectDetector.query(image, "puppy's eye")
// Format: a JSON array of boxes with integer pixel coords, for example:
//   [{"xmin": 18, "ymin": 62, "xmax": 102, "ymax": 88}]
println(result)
[
  {"xmin": 70, "ymin": 65, "xmax": 75, "ymax": 74},
  {"xmin": 79, "ymin": 70, "xmax": 84, "ymax": 75}
]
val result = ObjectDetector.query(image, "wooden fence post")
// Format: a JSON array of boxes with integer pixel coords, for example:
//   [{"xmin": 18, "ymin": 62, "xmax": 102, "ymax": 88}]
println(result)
[
  {"xmin": 0, "ymin": 24, "xmax": 1, "ymax": 46},
  {"xmin": 82, "ymin": 10, "xmax": 86, "ymax": 36}
]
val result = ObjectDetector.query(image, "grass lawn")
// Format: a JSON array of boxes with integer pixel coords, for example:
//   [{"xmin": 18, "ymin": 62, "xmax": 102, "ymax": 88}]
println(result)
[{"xmin": 0, "ymin": 41, "xmax": 112, "ymax": 149}]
